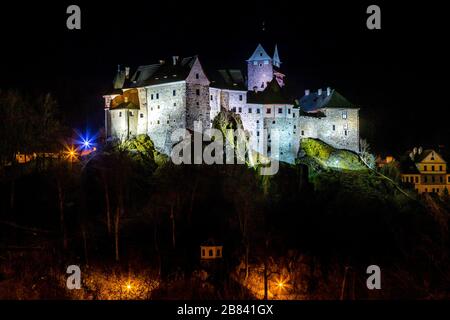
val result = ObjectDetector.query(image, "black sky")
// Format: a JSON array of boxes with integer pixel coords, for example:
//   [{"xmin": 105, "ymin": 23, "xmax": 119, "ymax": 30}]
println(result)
[{"xmin": 0, "ymin": 0, "xmax": 449, "ymax": 155}]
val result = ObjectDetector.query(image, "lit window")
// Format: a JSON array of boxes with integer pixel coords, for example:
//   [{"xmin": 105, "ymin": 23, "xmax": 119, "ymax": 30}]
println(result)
[{"xmin": 342, "ymin": 111, "xmax": 347, "ymax": 119}]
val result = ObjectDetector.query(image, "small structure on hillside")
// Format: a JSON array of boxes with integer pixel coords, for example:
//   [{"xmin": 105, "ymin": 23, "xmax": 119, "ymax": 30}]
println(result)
[{"xmin": 200, "ymin": 240, "xmax": 223, "ymax": 260}]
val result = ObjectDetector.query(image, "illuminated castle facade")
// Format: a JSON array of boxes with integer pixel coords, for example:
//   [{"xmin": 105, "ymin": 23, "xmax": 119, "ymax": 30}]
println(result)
[{"xmin": 103, "ymin": 44, "xmax": 360, "ymax": 163}]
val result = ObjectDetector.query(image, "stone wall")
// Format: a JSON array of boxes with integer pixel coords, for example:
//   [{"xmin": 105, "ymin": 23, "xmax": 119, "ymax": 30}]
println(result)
[
  {"xmin": 146, "ymin": 81, "xmax": 187, "ymax": 154},
  {"xmin": 186, "ymin": 58, "xmax": 211, "ymax": 132},
  {"xmin": 247, "ymin": 61, "xmax": 273, "ymax": 91}
]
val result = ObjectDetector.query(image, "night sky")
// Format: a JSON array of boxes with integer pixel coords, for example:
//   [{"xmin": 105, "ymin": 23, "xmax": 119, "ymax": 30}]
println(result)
[{"xmin": 1, "ymin": 1, "xmax": 448, "ymax": 155}]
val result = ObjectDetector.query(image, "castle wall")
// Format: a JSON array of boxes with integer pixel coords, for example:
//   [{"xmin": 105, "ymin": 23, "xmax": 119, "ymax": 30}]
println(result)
[
  {"xmin": 137, "ymin": 87, "xmax": 148, "ymax": 135},
  {"xmin": 110, "ymin": 109, "xmax": 130, "ymax": 141},
  {"xmin": 186, "ymin": 58, "xmax": 211, "ymax": 132},
  {"xmin": 209, "ymin": 87, "xmax": 221, "ymax": 122},
  {"xmin": 146, "ymin": 81, "xmax": 187, "ymax": 154},
  {"xmin": 247, "ymin": 61, "xmax": 273, "ymax": 91}
]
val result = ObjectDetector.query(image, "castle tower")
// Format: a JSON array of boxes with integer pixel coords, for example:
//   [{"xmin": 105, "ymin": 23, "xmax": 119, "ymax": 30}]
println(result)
[
  {"xmin": 247, "ymin": 44, "xmax": 273, "ymax": 92},
  {"xmin": 273, "ymin": 44, "xmax": 281, "ymax": 68}
]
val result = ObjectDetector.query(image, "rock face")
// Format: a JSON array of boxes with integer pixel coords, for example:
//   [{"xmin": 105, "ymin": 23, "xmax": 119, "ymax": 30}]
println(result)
[{"xmin": 299, "ymin": 138, "xmax": 367, "ymax": 171}]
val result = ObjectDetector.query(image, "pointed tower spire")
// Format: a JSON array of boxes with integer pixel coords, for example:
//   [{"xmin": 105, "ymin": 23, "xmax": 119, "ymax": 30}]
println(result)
[{"xmin": 273, "ymin": 44, "xmax": 281, "ymax": 68}]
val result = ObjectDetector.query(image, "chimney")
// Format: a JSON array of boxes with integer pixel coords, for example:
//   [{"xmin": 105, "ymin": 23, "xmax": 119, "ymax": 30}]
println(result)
[
  {"xmin": 305, "ymin": 89, "xmax": 310, "ymax": 96},
  {"xmin": 318, "ymin": 88, "xmax": 322, "ymax": 95},
  {"xmin": 327, "ymin": 87, "xmax": 331, "ymax": 96},
  {"xmin": 125, "ymin": 67, "xmax": 130, "ymax": 79},
  {"xmin": 172, "ymin": 56, "xmax": 179, "ymax": 65}
]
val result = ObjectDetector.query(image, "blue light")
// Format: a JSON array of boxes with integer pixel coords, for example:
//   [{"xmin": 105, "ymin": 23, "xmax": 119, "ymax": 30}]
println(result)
[{"xmin": 74, "ymin": 129, "xmax": 98, "ymax": 151}]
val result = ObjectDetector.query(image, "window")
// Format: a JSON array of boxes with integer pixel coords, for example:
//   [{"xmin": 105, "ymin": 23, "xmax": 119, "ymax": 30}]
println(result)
[
  {"xmin": 294, "ymin": 125, "xmax": 297, "ymax": 129},
  {"xmin": 248, "ymin": 108, "xmax": 252, "ymax": 113},
  {"xmin": 424, "ymin": 176, "xmax": 428, "ymax": 183},
  {"xmin": 210, "ymin": 95, "xmax": 213, "ymax": 101},
  {"xmin": 129, "ymin": 111, "xmax": 133, "ymax": 116},
  {"xmin": 216, "ymin": 249, "xmax": 221, "ymax": 256},
  {"xmin": 196, "ymin": 89, "xmax": 200, "ymax": 96},
  {"xmin": 253, "ymin": 61, "xmax": 257, "ymax": 66},
  {"xmin": 448, "ymin": 176, "xmax": 450, "ymax": 183},
  {"xmin": 415, "ymin": 176, "xmax": 419, "ymax": 183},
  {"xmin": 239, "ymin": 95, "xmax": 243, "ymax": 101},
  {"xmin": 293, "ymin": 113, "xmax": 296, "ymax": 118},
  {"xmin": 157, "ymin": 120, "xmax": 160, "ymax": 124},
  {"xmin": 140, "ymin": 113, "xmax": 144, "ymax": 118},
  {"xmin": 156, "ymin": 93, "xmax": 159, "ymax": 99},
  {"xmin": 259, "ymin": 63, "xmax": 263, "ymax": 67},
  {"xmin": 196, "ymin": 102, "xmax": 199, "ymax": 106},
  {"xmin": 342, "ymin": 111, "xmax": 347, "ymax": 119},
  {"xmin": 424, "ymin": 165, "xmax": 428, "ymax": 171},
  {"xmin": 278, "ymin": 108, "xmax": 282, "ymax": 114},
  {"xmin": 209, "ymin": 249, "xmax": 213, "ymax": 257},
  {"xmin": 333, "ymin": 125, "xmax": 336, "ymax": 131},
  {"xmin": 232, "ymin": 107, "xmax": 236, "ymax": 112},
  {"xmin": 432, "ymin": 176, "xmax": 435, "ymax": 183},
  {"xmin": 257, "ymin": 131, "xmax": 260, "ymax": 137},
  {"xmin": 173, "ymin": 103, "xmax": 176, "ymax": 106},
  {"xmin": 344, "ymin": 130, "xmax": 348, "ymax": 136},
  {"xmin": 157, "ymin": 105, "xmax": 160, "ymax": 109},
  {"xmin": 238, "ymin": 107, "xmax": 242, "ymax": 113},
  {"xmin": 440, "ymin": 176, "xmax": 443, "ymax": 183},
  {"xmin": 167, "ymin": 120, "xmax": 169, "ymax": 124},
  {"xmin": 439, "ymin": 165, "xmax": 443, "ymax": 171},
  {"xmin": 150, "ymin": 107, "xmax": 153, "ymax": 111},
  {"xmin": 173, "ymin": 90, "xmax": 176, "ymax": 96},
  {"xmin": 195, "ymin": 73, "xmax": 199, "ymax": 79},
  {"xmin": 288, "ymin": 109, "xmax": 291, "ymax": 114},
  {"xmin": 301, "ymin": 130, "xmax": 305, "ymax": 136},
  {"xmin": 151, "ymin": 94, "xmax": 154, "ymax": 100},
  {"xmin": 266, "ymin": 108, "xmax": 271, "ymax": 114},
  {"xmin": 272, "ymin": 120, "xmax": 275, "ymax": 124},
  {"xmin": 202, "ymin": 249, "xmax": 205, "ymax": 256},
  {"xmin": 432, "ymin": 165, "xmax": 435, "ymax": 171},
  {"xmin": 119, "ymin": 112, "xmax": 122, "ymax": 117},
  {"xmin": 257, "ymin": 108, "xmax": 261, "ymax": 114},
  {"xmin": 256, "ymin": 120, "xmax": 259, "ymax": 124}
]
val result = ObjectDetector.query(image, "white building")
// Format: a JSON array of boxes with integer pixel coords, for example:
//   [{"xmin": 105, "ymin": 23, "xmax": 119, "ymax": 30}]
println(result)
[{"xmin": 103, "ymin": 44, "xmax": 360, "ymax": 163}]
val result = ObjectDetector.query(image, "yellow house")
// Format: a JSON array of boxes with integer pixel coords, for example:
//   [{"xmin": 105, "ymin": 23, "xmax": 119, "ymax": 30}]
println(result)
[{"xmin": 401, "ymin": 149, "xmax": 450, "ymax": 195}]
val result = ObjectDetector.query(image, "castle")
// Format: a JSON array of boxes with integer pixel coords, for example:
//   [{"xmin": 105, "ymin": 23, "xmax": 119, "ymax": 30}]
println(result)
[{"xmin": 103, "ymin": 44, "xmax": 360, "ymax": 163}]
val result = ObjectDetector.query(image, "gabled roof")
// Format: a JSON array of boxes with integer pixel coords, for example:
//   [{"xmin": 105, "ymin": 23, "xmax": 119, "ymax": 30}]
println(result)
[
  {"xmin": 247, "ymin": 78, "xmax": 294, "ymax": 104},
  {"xmin": 299, "ymin": 89, "xmax": 356, "ymax": 112},
  {"xmin": 209, "ymin": 69, "xmax": 246, "ymax": 91},
  {"xmin": 125, "ymin": 56, "xmax": 198, "ymax": 87},
  {"xmin": 247, "ymin": 44, "xmax": 272, "ymax": 62},
  {"xmin": 412, "ymin": 149, "xmax": 446, "ymax": 163}
]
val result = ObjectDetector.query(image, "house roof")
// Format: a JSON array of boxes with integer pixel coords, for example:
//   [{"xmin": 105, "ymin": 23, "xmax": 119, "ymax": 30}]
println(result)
[
  {"xmin": 247, "ymin": 44, "xmax": 272, "ymax": 62},
  {"xmin": 129, "ymin": 56, "xmax": 197, "ymax": 87},
  {"xmin": 247, "ymin": 77, "xmax": 294, "ymax": 104},
  {"xmin": 208, "ymin": 69, "xmax": 246, "ymax": 91},
  {"xmin": 400, "ymin": 159, "xmax": 420, "ymax": 174},
  {"xmin": 299, "ymin": 89, "xmax": 356, "ymax": 112}
]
